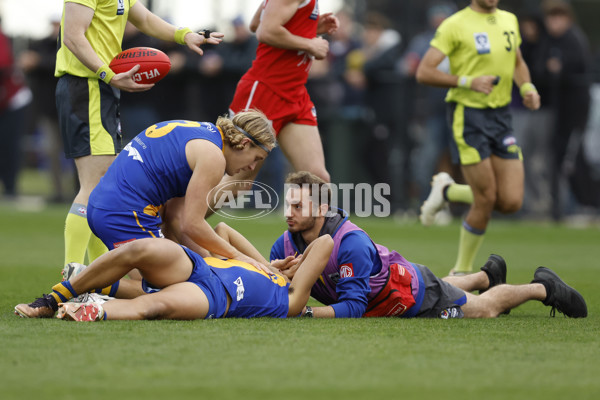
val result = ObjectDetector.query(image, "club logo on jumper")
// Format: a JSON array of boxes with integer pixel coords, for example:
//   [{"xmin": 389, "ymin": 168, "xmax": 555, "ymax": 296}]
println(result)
[
  {"xmin": 124, "ymin": 142, "xmax": 144, "ymax": 163},
  {"xmin": 117, "ymin": 0, "xmax": 125, "ymax": 15},
  {"xmin": 474, "ymin": 32, "xmax": 491, "ymax": 54},
  {"xmin": 133, "ymin": 69, "xmax": 161, "ymax": 83},
  {"xmin": 234, "ymin": 277, "xmax": 245, "ymax": 301},
  {"xmin": 309, "ymin": 0, "xmax": 319, "ymax": 20},
  {"xmin": 340, "ymin": 264, "xmax": 354, "ymax": 278},
  {"xmin": 207, "ymin": 180, "xmax": 280, "ymax": 220}
]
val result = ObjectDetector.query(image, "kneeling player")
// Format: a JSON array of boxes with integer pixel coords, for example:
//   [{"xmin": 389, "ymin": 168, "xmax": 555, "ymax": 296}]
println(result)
[{"xmin": 15, "ymin": 236, "xmax": 333, "ymax": 321}]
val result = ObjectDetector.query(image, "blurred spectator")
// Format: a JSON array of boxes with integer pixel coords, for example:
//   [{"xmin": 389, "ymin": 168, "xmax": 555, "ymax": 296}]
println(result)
[
  {"xmin": 510, "ymin": 10, "xmax": 554, "ymax": 217},
  {"xmin": 355, "ymin": 12, "xmax": 403, "ymax": 194},
  {"xmin": 538, "ymin": 0, "xmax": 592, "ymax": 220},
  {"xmin": 19, "ymin": 15, "xmax": 69, "ymax": 202},
  {"xmin": 400, "ymin": 2, "xmax": 456, "ymax": 206},
  {"xmin": 0, "ymin": 21, "xmax": 32, "ymax": 199}
]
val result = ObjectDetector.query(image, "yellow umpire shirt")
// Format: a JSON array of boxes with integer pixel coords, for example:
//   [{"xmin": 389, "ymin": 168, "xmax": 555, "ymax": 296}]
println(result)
[
  {"xmin": 430, "ymin": 6, "xmax": 521, "ymax": 109},
  {"xmin": 55, "ymin": 0, "xmax": 138, "ymax": 78}
]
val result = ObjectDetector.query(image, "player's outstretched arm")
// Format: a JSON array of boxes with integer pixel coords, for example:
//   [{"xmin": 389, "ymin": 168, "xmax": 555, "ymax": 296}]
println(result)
[
  {"xmin": 287, "ymin": 235, "xmax": 333, "ymax": 316},
  {"xmin": 128, "ymin": 1, "xmax": 223, "ymax": 56}
]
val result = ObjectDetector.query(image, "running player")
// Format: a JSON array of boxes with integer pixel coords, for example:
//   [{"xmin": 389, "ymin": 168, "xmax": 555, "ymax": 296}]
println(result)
[
  {"xmin": 416, "ymin": 0, "xmax": 541, "ymax": 275},
  {"xmin": 214, "ymin": 0, "xmax": 339, "ymax": 206}
]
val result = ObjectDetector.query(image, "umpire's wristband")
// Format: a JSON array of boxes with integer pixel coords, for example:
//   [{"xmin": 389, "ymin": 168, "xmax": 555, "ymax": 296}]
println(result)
[
  {"xmin": 96, "ymin": 64, "xmax": 115, "ymax": 84},
  {"xmin": 457, "ymin": 75, "xmax": 473, "ymax": 89},
  {"xmin": 174, "ymin": 27, "xmax": 193, "ymax": 45},
  {"xmin": 519, "ymin": 82, "xmax": 537, "ymax": 97}
]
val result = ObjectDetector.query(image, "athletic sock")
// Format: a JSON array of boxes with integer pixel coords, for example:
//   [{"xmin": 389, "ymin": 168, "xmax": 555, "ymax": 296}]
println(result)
[
  {"xmin": 444, "ymin": 183, "xmax": 474, "ymax": 204},
  {"xmin": 87, "ymin": 234, "xmax": 108, "ymax": 263},
  {"xmin": 453, "ymin": 221, "xmax": 485, "ymax": 273},
  {"xmin": 64, "ymin": 203, "xmax": 92, "ymax": 265},
  {"xmin": 51, "ymin": 281, "xmax": 78, "ymax": 304},
  {"xmin": 94, "ymin": 281, "xmax": 120, "ymax": 297}
]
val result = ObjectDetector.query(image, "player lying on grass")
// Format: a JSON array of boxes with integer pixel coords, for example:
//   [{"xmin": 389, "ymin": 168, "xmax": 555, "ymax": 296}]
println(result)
[
  {"xmin": 14, "ymin": 235, "xmax": 333, "ymax": 321},
  {"xmin": 266, "ymin": 171, "xmax": 587, "ymax": 319}
]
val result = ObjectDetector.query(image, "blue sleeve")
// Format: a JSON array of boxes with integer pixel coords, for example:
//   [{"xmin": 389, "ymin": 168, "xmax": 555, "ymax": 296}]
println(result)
[
  {"xmin": 330, "ymin": 231, "xmax": 380, "ymax": 318},
  {"xmin": 269, "ymin": 234, "xmax": 286, "ymax": 262}
]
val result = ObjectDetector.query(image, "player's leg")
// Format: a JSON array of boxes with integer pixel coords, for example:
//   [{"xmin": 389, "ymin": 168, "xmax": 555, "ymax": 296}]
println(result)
[
  {"xmin": 59, "ymin": 76, "xmax": 122, "ymax": 266},
  {"xmin": 65, "ymin": 155, "xmax": 115, "ymax": 265},
  {"xmin": 14, "ymin": 238, "xmax": 192, "ymax": 318},
  {"xmin": 461, "ymin": 284, "xmax": 546, "ymax": 318},
  {"xmin": 287, "ymin": 235, "xmax": 334, "ymax": 316},
  {"xmin": 442, "ymin": 254, "xmax": 506, "ymax": 292},
  {"xmin": 491, "ymin": 156, "xmax": 524, "ymax": 214},
  {"xmin": 451, "ymin": 158, "xmax": 497, "ymax": 274},
  {"xmin": 96, "ymin": 282, "xmax": 210, "ymax": 320},
  {"xmin": 277, "ymin": 123, "xmax": 330, "ymax": 183}
]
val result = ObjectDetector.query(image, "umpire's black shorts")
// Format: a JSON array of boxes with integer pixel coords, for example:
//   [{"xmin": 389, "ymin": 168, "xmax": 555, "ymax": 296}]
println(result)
[{"xmin": 56, "ymin": 74, "xmax": 123, "ymax": 159}]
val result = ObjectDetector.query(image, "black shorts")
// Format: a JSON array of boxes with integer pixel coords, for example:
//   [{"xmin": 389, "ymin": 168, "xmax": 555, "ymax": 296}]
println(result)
[
  {"xmin": 414, "ymin": 264, "xmax": 467, "ymax": 319},
  {"xmin": 56, "ymin": 74, "xmax": 123, "ymax": 159},
  {"xmin": 447, "ymin": 103, "xmax": 522, "ymax": 166}
]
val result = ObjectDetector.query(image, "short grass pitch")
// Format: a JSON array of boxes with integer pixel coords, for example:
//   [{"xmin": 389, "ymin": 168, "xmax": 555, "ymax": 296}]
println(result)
[{"xmin": 1, "ymin": 204, "xmax": 598, "ymax": 400}]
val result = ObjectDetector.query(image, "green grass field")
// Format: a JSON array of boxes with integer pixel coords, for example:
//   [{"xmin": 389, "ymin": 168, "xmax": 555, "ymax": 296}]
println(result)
[{"xmin": 1, "ymin": 204, "xmax": 599, "ymax": 400}]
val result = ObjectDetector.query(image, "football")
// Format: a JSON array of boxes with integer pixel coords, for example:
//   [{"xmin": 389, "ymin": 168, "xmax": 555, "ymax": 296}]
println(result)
[{"xmin": 109, "ymin": 47, "xmax": 171, "ymax": 84}]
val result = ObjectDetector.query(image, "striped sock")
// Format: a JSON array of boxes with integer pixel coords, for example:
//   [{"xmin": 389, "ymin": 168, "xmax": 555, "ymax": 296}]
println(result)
[
  {"xmin": 93, "ymin": 281, "xmax": 120, "ymax": 297},
  {"xmin": 51, "ymin": 281, "xmax": 78, "ymax": 304}
]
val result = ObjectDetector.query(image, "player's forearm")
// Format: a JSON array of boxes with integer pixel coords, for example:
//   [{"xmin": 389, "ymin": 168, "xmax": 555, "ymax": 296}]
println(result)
[
  {"xmin": 182, "ymin": 220, "xmax": 241, "ymax": 260},
  {"xmin": 513, "ymin": 57, "xmax": 533, "ymax": 89},
  {"xmin": 63, "ymin": 32, "xmax": 106, "ymax": 74},
  {"xmin": 130, "ymin": 11, "xmax": 177, "ymax": 43},
  {"xmin": 256, "ymin": 24, "xmax": 311, "ymax": 52},
  {"xmin": 416, "ymin": 64, "xmax": 459, "ymax": 88}
]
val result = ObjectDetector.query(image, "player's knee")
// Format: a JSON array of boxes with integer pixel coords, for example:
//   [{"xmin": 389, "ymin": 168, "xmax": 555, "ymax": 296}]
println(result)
[
  {"xmin": 213, "ymin": 222, "xmax": 230, "ymax": 237},
  {"xmin": 496, "ymin": 197, "xmax": 522, "ymax": 214},
  {"xmin": 124, "ymin": 239, "xmax": 156, "ymax": 264}
]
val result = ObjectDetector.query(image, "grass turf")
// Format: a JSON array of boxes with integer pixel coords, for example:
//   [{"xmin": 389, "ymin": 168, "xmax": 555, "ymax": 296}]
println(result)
[{"xmin": 0, "ymin": 204, "xmax": 599, "ymax": 400}]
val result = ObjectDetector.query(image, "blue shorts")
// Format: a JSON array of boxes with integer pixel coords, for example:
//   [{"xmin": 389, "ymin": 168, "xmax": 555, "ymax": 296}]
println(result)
[
  {"xmin": 141, "ymin": 246, "xmax": 230, "ymax": 320},
  {"xmin": 447, "ymin": 103, "xmax": 522, "ymax": 166},
  {"xmin": 87, "ymin": 203, "xmax": 164, "ymax": 250}
]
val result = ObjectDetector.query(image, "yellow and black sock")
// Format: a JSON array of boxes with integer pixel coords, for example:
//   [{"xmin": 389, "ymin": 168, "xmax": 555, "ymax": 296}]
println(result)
[
  {"xmin": 64, "ymin": 203, "xmax": 92, "ymax": 265},
  {"xmin": 50, "ymin": 281, "xmax": 78, "ymax": 304},
  {"xmin": 453, "ymin": 221, "xmax": 485, "ymax": 273},
  {"xmin": 94, "ymin": 281, "xmax": 120, "ymax": 297}
]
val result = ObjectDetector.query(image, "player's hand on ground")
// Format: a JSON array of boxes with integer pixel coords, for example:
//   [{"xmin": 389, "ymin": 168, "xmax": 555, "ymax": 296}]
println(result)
[
  {"xmin": 110, "ymin": 65, "xmax": 154, "ymax": 92},
  {"xmin": 308, "ymin": 37, "xmax": 330, "ymax": 60},
  {"xmin": 522, "ymin": 90, "xmax": 541, "ymax": 110},
  {"xmin": 470, "ymin": 75, "xmax": 497, "ymax": 95},
  {"xmin": 317, "ymin": 13, "xmax": 340, "ymax": 35},
  {"xmin": 185, "ymin": 31, "xmax": 225, "ymax": 56}
]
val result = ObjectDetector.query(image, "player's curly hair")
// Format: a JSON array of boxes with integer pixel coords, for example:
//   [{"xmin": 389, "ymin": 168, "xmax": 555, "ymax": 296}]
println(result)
[{"xmin": 216, "ymin": 109, "xmax": 276, "ymax": 152}]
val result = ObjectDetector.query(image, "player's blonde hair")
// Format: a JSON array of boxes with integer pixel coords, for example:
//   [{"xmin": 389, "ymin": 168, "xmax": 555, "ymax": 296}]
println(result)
[{"xmin": 216, "ymin": 109, "xmax": 276, "ymax": 152}]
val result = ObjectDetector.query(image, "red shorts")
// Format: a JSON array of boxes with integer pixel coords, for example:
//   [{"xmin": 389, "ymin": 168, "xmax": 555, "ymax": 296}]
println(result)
[{"xmin": 229, "ymin": 79, "xmax": 317, "ymax": 136}]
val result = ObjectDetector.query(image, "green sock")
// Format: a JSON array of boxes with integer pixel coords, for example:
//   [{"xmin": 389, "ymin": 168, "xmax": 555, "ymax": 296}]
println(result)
[
  {"xmin": 445, "ymin": 184, "xmax": 474, "ymax": 204},
  {"xmin": 87, "ymin": 234, "xmax": 108, "ymax": 264},
  {"xmin": 64, "ymin": 204, "xmax": 92, "ymax": 265},
  {"xmin": 453, "ymin": 222, "xmax": 485, "ymax": 273}
]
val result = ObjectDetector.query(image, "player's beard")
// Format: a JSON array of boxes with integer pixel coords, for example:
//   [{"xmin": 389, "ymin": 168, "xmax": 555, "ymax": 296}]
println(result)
[{"xmin": 287, "ymin": 216, "xmax": 317, "ymax": 234}]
